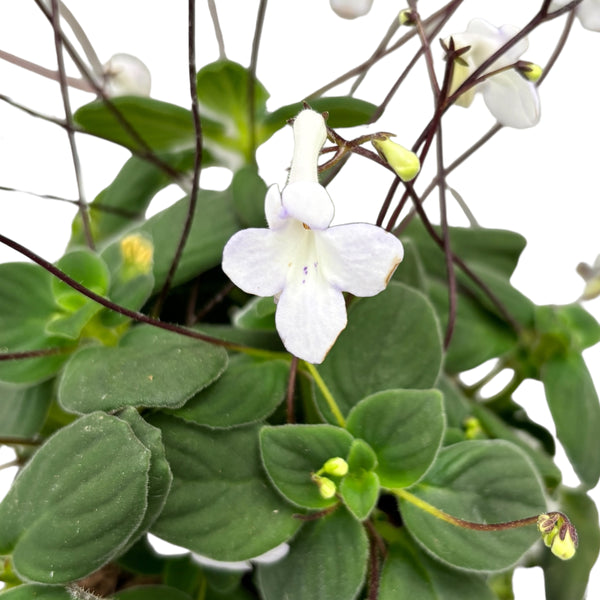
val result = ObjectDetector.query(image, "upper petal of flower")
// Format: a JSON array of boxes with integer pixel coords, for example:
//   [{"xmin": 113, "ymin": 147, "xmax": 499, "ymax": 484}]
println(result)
[
  {"xmin": 275, "ymin": 269, "xmax": 347, "ymax": 364},
  {"xmin": 483, "ymin": 70, "xmax": 540, "ymax": 128},
  {"xmin": 577, "ymin": 0, "xmax": 600, "ymax": 31},
  {"xmin": 281, "ymin": 182, "xmax": 335, "ymax": 230},
  {"xmin": 330, "ymin": 0, "xmax": 374, "ymax": 19},
  {"xmin": 222, "ymin": 228, "xmax": 291, "ymax": 297},
  {"xmin": 265, "ymin": 184, "xmax": 286, "ymax": 230},
  {"xmin": 317, "ymin": 223, "xmax": 404, "ymax": 296}
]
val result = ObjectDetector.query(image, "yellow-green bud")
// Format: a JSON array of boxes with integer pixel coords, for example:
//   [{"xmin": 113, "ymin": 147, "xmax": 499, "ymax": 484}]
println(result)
[
  {"xmin": 372, "ymin": 136, "xmax": 420, "ymax": 182},
  {"xmin": 517, "ymin": 61, "xmax": 543, "ymax": 83},
  {"xmin": 322, "ymin": 457, "xmax": 349, "ymax": 477},
  {"xmin": 314, "ymin": 475, "xmax": 337, "ymax": 499},
  {"xmin": 463, "ymin": 416, "xmax": 484, "ymax": 440},
  {"xmin": 551, "ymin": 524, "xmax": 577, "ymax": 560},
  {"xmin": 537, "ymin": 513, "xmax": 559, "ymax": 535},
  {"xmin": 399, "ymin": 9, "xmax": 415, "ymax": 27},
  {"xmin": 120, "ymin": 234, "xmax": 153, "ymax": 276}
]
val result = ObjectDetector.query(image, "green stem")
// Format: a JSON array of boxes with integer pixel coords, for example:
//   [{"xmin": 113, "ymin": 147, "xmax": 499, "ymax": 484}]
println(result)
[
  {"xmin": 303, "ymin": 362, "xmax": 346, "ymax": 428},
  {"xmin": 392, "ymin": 488, "xmax": 539, "ymax": 531}
]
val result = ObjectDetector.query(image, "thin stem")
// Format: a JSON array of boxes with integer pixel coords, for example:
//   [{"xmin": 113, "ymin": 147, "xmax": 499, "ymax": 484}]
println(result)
[
  {"xmin": 207, "ymin": 0, "xmax": 226, "ymax": 59},
  {"xmin": 50, "ymin": 0, "xmax": 94, "ymax": 250},
  {"xmin": 248, "ymin": 0, "xmax": 268, "ymax": 164},
  {"xmin": 0, "ymin": 346, "xmax": 75, "ymax": 361},
  {"xmin": 407, "ymin": 0, "xmax": 440, "ymax": 98},
  {"xmin": 0, "ymin": 459, "xmax": 19, "ymax": 471},
  {"xmin": 286, "ymin": 356, "xmax": 299, "ymax": 424},
  {"xmin": 152, "ymin": 0, "xmax": 204, "ymax": 316},
  {"xmin": 303, "ymin": 362, "xmax": 346, "ymax": 428},
  {"xmin": 0, "ymin": 436, "xmax": 42, "ymax": 447},
  {"xmin": 0, "ymin": 49, "xmax": 94, "ymax": 92},
  {"xmin": 393, "ymin": 488, "xmax": 541, "ymax": 532},
  {"xmin": 539, "ymin": 8, "xmax": 576, "ymax": 85},
  {"xmin": 0, "ymin": 231, "xmax": 233, "ymax": 349},
  {"xmin": 0, "ymin": 93, "xmax": 69, "ymax": 126}
]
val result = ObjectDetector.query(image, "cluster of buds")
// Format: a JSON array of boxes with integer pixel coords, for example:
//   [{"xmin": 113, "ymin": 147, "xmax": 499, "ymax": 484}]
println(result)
[
  {"xmin": 537, "ymin": 513, "xmax": 578, "ymax": 560},
  {"xmin": 312, "ymin": 457, "xmax": 349, "ymax": 499}
]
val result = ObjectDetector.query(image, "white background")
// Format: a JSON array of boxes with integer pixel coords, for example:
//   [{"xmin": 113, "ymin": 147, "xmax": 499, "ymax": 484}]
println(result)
[{"xmin": 0, "ymin": 0, "xmax": 599, "ymax": 597}]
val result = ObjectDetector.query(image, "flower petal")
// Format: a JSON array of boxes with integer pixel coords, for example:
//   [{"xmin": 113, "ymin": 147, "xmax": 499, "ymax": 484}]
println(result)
[
  {"xmin": 483, "ymin": 71, "xmax": 540, "ymax": 128},
  {"xmin": 265, "ymin": 184, "xmax": 285, "ymax": 230},
  {"xmin": 317, "ymin": 224, "xmax": 404, "ymax": 296},
  {"xmin": 577, "ymin": 0, "xmax": 600, "ymax": 31},
  {"xmin": 275, "ymin": 272, "xmax": 347, "ymax": 364},
  {"xmin": 222, "ymin": 228, "xmax": 290, "ymax": 297},
  {"xmin": 281, "ymin": 182, "xmax": 334, "ymax": 230}
]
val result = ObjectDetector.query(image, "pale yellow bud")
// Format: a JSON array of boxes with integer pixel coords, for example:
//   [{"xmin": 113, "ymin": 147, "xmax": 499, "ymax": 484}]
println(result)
[
  {"xmin": 322, "ymin": 457, "xmax": 349, "ymax": 477},
  {"xmin": 372, "ymin": 136, "xmax": 420, "ymax": 182},
  {"xmin": 120, "ymin": 234, "xmax": 153, "ymax": 276},
  {"xmin": 517, "ymin": 61, "xmax": 543, "ymax": 83},
  {"xmin": 313, "ymin": 475, "xmax": 337, "ymax": 499},
  {"xmin": 399, "ymin": 10, "xmax": 415, "ymax": 27},
  {"xmin": 551, "ymin": 525, "xmax": 577, "ymax": 560}
]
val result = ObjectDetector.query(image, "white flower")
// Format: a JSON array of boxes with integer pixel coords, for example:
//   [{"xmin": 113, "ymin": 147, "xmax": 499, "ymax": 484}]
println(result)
[
  {"xmin": 102, "ymin": 53, "xmax": 151, "ymax": 97},
  {"xmin": 222, "ymin": 110, "xmax": 404, "ymax": 364},
  {"xmin": 447, "ymin": 19, "xmax": 540, "ymax": 129},
  {"xmin": 550, "ymin": 0, "xmax": 600, "ymax": 31},
  {"xmin": 330, "ymin": 0, "xmax": 374, "ymax": 19}
]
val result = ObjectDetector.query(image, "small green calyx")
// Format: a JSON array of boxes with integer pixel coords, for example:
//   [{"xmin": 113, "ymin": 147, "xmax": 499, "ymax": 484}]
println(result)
[
  {"xmin": 537, "ymin": 513, "xmax": 578, "ymax": 560},
  {"xmin": 516, "ymin": 61, "xmax": 543, "ymax": 83},
  {"xmin": 312, "ymin": 474, "xmax": 337, "ymax": 499},
  {"xmin": 372, "ymin": 135, "xmax": 420, "ymax": 182},
  {"xmin": 321, "ymin": 457, "xmax": 349, "ymax": 477}
]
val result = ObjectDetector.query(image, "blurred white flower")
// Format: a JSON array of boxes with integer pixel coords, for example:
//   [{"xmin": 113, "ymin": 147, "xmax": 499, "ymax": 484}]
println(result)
[
  {"xmin": 447, "ymin": 19, "xmax": 540, "ymax": 128},
  {"xmin": 192, "ymin": 543, "xmax": 290, "ymax": 572},
  {"xmin": 222, "ymin": 109, "xmax": 404, "ymax": 364},
  {"xmin": 330, "ymin": 0, "xmax": 374, "ymax": 19},
  {"xmin": 550, "ymin": 0, "xmax": 600, "ymax": 31},
  {"xmin": 102, "ymin": 53, "xmax": 151, "ymax": 97}
]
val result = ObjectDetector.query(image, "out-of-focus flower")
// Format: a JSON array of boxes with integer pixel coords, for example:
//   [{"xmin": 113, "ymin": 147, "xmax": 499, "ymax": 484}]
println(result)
[
  {"xmin": 446, "ymin": 19, "xmax": 540, "ymax": 128},
  {"xmin": 330, "ymin": 0, "xmax": 374, "ymax": 19},
  {"xmin": 577, "ymin": 255, "xmax": 600, "ymax": 299},
  {"xmin": 222, "ymin": 109, "xmax": 404, "ymax": 364},
  {"xmin": 102, "ymin": 53, "xmax": 151, "ymax": 97},
  {"xmin": 192, "ymin": 543, "xmax": 290, "ymax": 572},
  {"xmin": 550, "ymin": 0, "xmax": 600, "ymax": 31}
]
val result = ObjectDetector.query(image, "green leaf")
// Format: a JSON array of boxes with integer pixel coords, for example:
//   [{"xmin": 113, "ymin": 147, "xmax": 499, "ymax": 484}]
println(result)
[
  {"xmin": 265, "ymin": 97, "xmax": 377, "ymax": 133},
  {"xmin": 541, "ymin": 488, "xmax": 600, "ymax": 600},
  {"xmin": 231, "ymin": 166, "xmax": 268, "ymax": 228},
  {"xmin": 398, "ymin": 440, "xmax": 546, "ymax": 571},
  {"xmin": 470, "ymin": 402, "xmax": 562, "ymax": 491},
  {"xmin": 404, "ymin": 222, "xmax": 527, "ymax": 279},
  {"xmin": 346, "ymin": 389, "xmax": 445, "ymax": 488},
  {"xmin": 196, "ymin": 60, "xmax": 269, "ymax": 165},
  {"xmin": 233, "ymin": 296, "xmax": 276, "ymax": 331},
  {"xmin": 58, "ymin": 325, "xmax": 227, "ymax": 414},
  {"xmin": 429, "ymin": 279, "xmax": 516, "ymax": 374},
  {"xmin": 0, "ymin": 585, "xmax": 71, "ymax": 599},
  {"xmin": 74, "ymin": 96, "xmax": 195, "ymax": 152},
  {"xmin": 172, "ymin": 355, "xmax": 288, "ymax": 428},
  {"xmin": 339, "ymin": 470, "xmax": 379, "ymax": 521},
  {"xmin": 116, "ymin": 536, "xmax": 166, "ymax": 576},
  {"xmin": 256, "ymin": 508, "xmax": 368, "ymax": 600},
  {"xmin": 116, "ymin": 408, "xmax": 172, "ymax": 548},
  {"xmin": 391, "ymin": 238, "xmax": 428, "ymax": 292},
  {"xmin": 315, "ymin": 282, "xmax": 443, "ymax": 421},
  {"xmin": 0, "ymin": 412, "xmax": 150, "ymax": 583},
  {"xmin": 51, "ymin": 250, "xmax": 110, "ymax": 312},
  {"xmin": 150, "ymin": 415, "xmax": 300, "ymax": 561},
  {"xmin": 0, "ymin": 380, "xmax": 52, "ymax": 437},
  {"xmin": 113, "ymin": 586, "xmax": 193, "ymax": 600},
  {"xmin": 259, "ymin": 424, "xmax": 354, "ymax": 509},
  {"xmin": 346, "ymin": 437, "xmax": 378, "ymax": 472},
  {"xmin": 541, "ymin": 352, "xmax": 600, "ymax": 489},
  {"xmin": 0, "ymin": 263, "xmax": 72, "ymax": 384},
  {"xmin": 379, "ymin": 531, "xmax": 496, "ymax": 600}
]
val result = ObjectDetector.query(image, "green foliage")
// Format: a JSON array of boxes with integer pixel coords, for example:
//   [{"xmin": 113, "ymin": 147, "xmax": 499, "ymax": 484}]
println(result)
[{"xmin": 1, "ymin": 41, "xmax": 598, "ymax": 600}]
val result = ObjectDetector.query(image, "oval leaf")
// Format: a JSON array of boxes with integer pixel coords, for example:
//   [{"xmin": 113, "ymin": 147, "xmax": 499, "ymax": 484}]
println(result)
[
  {"xmin": 149, "ymin": 415, "xmax": 300, "ymax": 561},
  {"xmin": 316, "ymin": 282, "xmax": 443, "ymax": 422},
  {"xmin": 398, "ymin": 440, "xmax": 546, "ymax": 571},
  {"xmin": 58, "ymin": 325, "xmax": 227, "ymax": 414},
  {"xmin": 260, "ymin": 424, "xmax": 354, "ymax": 509},
  {"xmin": 347, "ymin": 389, "xmax": 445, "ymax": 488},
  {"xmin": 0, "ymin": 412, "xmax": 150, "ymax": 583},
  {"xmin": 256, "ymin": 508, "xmax": 368, "ymax": 600}
]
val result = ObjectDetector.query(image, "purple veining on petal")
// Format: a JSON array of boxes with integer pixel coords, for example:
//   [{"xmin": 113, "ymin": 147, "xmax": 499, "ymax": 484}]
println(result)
[
  {"xmin": 313, "ymin": 261, "xmax": 318, "ymax": 269},
  {"xmin": 303, "ymin": 266, "xmax": 308, "ymax": 275}
]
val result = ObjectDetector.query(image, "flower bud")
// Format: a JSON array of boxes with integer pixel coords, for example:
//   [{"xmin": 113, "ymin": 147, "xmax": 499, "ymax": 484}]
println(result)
[
  {"xmin": 372, "ymin": 136, "xmax": 420, "ymax": 182},
  {"xmin": 330, "ymin": 0, "xmax": 374, "ymax": 19},
  {"xmin": 103, "ymin": 53, "xmax": 151, "ymax": 97},
  {"xmin": 516, "ymin": 61, "xmax": 543, "ymax": 83},
  {"xmin": 551, "ymin": 523, "xmax": 578, "ymax": 560},
  {"xmin": 120, "ymin": 234, "xmax": 154, "ymax": 277},
  {"xmin": 399, "ymin": 9, "xmax": 416, "ymax": 26},
  {"xmin": 313, "ymin": 475, "xmax": 337, "ymax": 499},
  {"xmin": 322, "ymin": 457, "xmax": 349, "ymax": 477}
]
